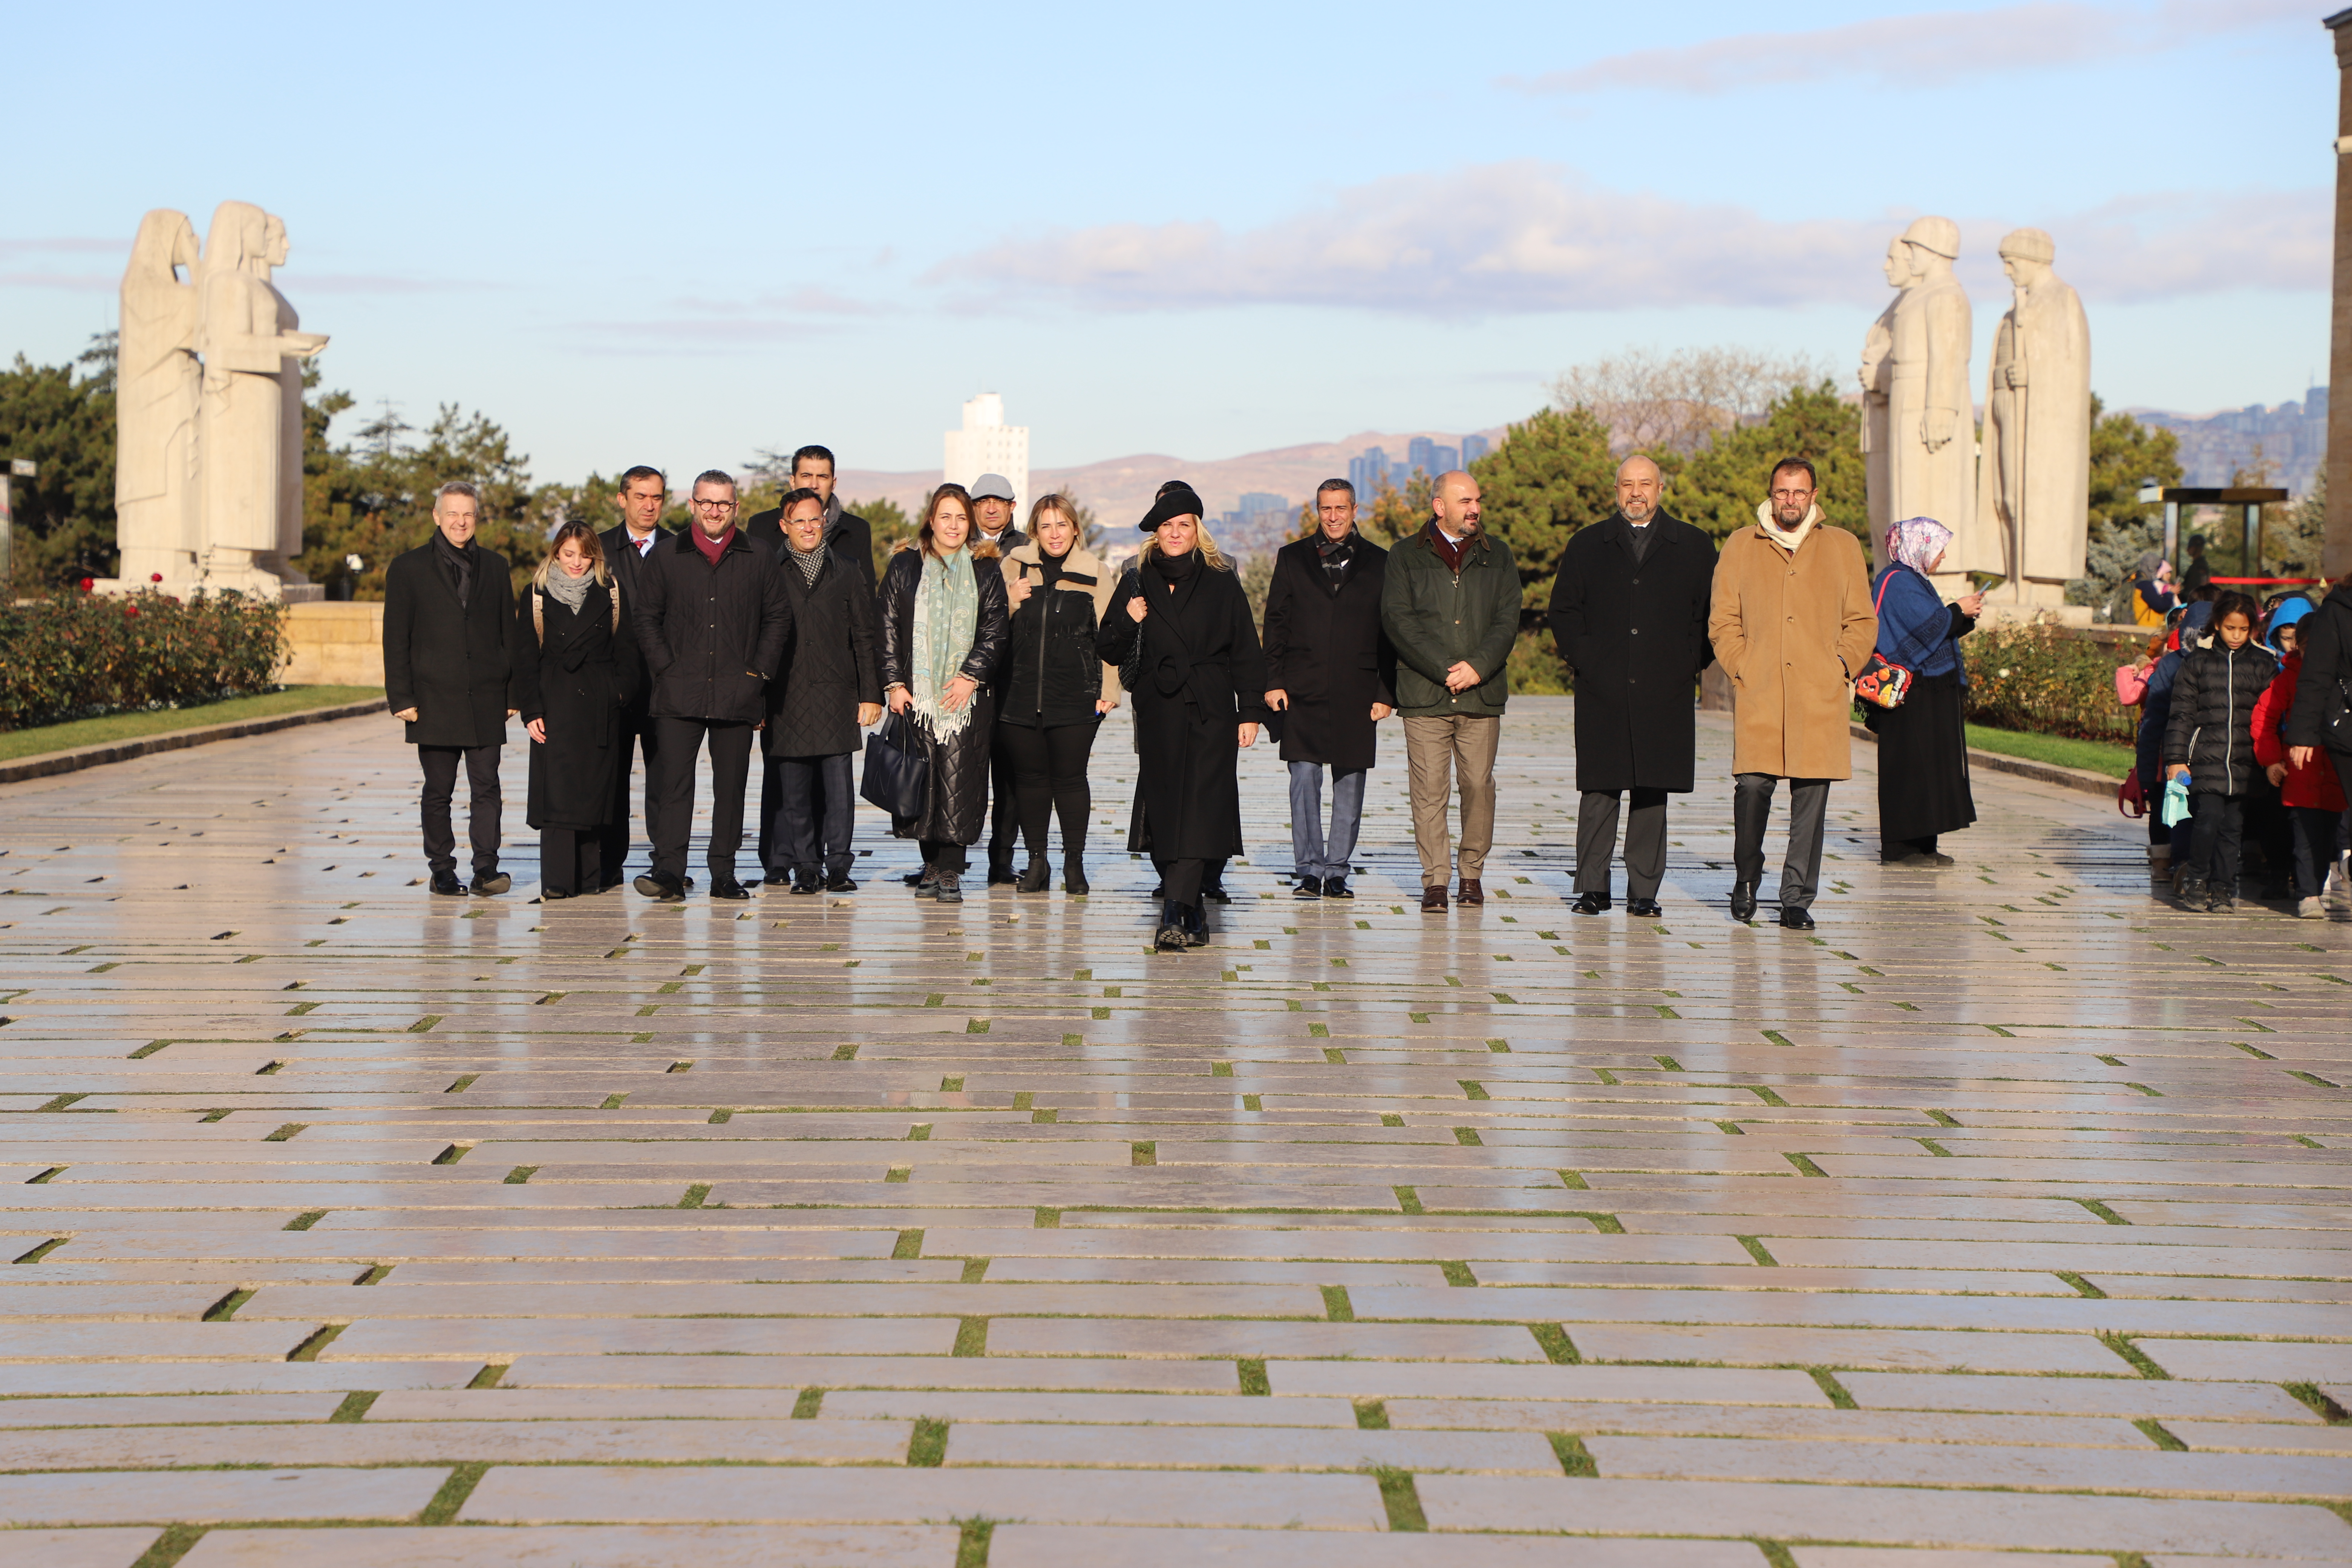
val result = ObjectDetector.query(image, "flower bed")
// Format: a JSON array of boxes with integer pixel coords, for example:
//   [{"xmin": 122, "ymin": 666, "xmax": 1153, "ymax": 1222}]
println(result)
[
  {"xmin": 0, "ymin": 589, "xmax": 289, "ymax": 732},
  {"xmin": 1960, "ymin": 619, "xmax": 2136, "ymax": 743}
]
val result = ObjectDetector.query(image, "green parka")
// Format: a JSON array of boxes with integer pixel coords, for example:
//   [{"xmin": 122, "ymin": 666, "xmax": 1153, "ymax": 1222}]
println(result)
[{"xmin": 1380, "ymin": 522, "xmax": 1519, "ymax": 718}]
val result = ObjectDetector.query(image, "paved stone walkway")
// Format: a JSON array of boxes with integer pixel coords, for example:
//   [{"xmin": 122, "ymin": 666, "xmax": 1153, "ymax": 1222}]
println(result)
[{"xmin": 1, "ymin": 696, "xmax": 2347, "ymax": 1567}]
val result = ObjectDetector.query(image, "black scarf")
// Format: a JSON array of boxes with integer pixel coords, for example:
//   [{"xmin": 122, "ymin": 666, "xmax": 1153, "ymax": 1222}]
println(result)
[
  {"xmin": 433, "ymin": 531, "xmax": 478, "ymax": 608},
  {"xmin": 1314, "ymin": 530, "xmax": 1355, "ymax": 591}
]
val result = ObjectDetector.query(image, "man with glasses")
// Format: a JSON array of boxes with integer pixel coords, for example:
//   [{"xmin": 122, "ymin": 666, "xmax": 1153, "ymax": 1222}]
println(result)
[
  {"xmin": 1707, "ymin": 457, "xmax": 1877, "ymax": 929},
  {"xmin": 630, "ymin": 470, "xmax": 793, "ymax": 901},
  {"xmin": 599, "ymin": 464, "xmax": 670, "ymax": 888}
]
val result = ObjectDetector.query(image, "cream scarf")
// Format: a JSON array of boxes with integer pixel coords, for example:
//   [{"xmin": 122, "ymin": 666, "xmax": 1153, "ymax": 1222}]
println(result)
[{"xmin": 1755, "ymin": 499, "xmax": 1822, "ymax": 552}]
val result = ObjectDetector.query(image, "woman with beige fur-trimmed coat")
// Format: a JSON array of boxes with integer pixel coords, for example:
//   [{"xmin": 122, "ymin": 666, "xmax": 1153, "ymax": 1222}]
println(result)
[{"xmin": 1706, "ymin": 459, "xmax": 1878, "ymax": 930}]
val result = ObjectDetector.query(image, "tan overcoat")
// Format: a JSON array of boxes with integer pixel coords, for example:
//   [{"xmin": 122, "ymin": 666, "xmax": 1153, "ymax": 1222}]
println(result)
[{"xmin": 1707, "ymin": 505, "xmax": 1878, "ymax": 780}]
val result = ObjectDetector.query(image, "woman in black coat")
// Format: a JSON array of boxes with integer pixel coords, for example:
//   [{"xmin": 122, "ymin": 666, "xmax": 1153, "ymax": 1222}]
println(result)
[
  {"xmin": 877, "ymin": 484, "xmax": 1010, "ymax": 905},
  {"xmin": 514, "ymin": 522, "xmax": 642, "ymax": 898},
  {"xmin": 1096, "ymin": 482, "xmax": 1271, "ymax": 952}
]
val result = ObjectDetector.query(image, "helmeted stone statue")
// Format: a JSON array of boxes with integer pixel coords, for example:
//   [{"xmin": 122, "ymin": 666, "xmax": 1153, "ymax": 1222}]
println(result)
[
  {"xmin": 1860, "ymin": 216, "xmax": 1974, "ymax": 591},
  {"xmin": 105, "ymin": 201, "xmax": 327, "ymax": 600},
  {"xmin": 114, "ymin": 211, "xmax": 204, "ymax": 586},
  {"xmin": 1972, "ymin": 227, "xmax": 2092, "ymax": 606}
]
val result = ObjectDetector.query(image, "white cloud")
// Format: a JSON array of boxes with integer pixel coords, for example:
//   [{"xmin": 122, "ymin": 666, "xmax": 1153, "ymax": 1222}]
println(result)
[
  {"xmin": 1510, "ymin": 1, "xmax": 2311, "ymax": 97},
  {"xmin": 931, "ymin": 162, "xmax": 2324, "ymax": 318}
]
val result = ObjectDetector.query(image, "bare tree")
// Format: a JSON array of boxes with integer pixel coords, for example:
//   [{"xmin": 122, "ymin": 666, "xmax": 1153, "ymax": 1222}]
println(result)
[{"xmin": 1549, "ymin": 346, "xmax": 1830, "ymax": 456}]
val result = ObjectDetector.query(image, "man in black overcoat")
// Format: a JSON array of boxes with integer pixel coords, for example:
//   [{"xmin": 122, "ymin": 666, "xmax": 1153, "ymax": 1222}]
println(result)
[
  {"xmin": 761, "ymin": 487, "xmax": 884, "ymax": 893},
  {"xmin": 1546, "ymin": 455, "xmax": 1718, "ymax": 918},
  {"xmin": 630, "ymin": 470, "xmax": 793, "ymax": 902},
  {"xmin": 598, "ymin": 464, "xmax": 670, "ymax": 888},
  {"xmin": 744, "ymin": 444, "xmax": 876, "ymax": 882},
  {"xmin": 1263, "ymin": 478, "xmax": 1395, "ymax": 900},
  {"xmin": 382, "ymin": 481, "xmax": 521, "ymax": 897}
]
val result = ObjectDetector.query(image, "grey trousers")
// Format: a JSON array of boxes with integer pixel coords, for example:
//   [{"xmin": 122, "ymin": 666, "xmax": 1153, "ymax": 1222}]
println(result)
[
  {"xmin": 1576, "ymin": 787, "xmax": 1669, "ymax": 899},
  {"xmin": 1733, "ymin": 773, "xmax": 1830, "ymax": 910},
  {"xmin": 1289, "ymin": 763, "xmax": 1367, "ymax": 882}
]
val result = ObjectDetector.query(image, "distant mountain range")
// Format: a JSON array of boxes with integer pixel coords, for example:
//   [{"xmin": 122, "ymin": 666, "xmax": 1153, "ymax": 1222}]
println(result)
[{"xmin": 835, "ymin": 426, "xmax": 1510, "ymax": 558}]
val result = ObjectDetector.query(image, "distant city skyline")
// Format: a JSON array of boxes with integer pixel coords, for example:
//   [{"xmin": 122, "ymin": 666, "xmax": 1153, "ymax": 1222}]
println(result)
[
  {"xmin": 1347, "ymin": 432, "xmax": 1490, "ymax": 499},
  {"xmin": 2129, "ymin": 386, "xmax": 2328, "ymax": 498}
]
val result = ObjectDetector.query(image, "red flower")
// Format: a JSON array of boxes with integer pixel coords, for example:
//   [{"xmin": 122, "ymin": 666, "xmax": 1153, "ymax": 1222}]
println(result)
[
  {"xmin": 78, "ymin": 577, "xmax": 94, "ymax": 592},
  {"xmin": 150, "ymin": 573, "xmax": 164, "ymax": 583}
]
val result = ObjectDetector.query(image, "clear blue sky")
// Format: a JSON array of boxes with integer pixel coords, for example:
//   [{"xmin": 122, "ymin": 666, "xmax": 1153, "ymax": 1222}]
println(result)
[{"xmin": 2, "ymin": 0, "xmax": 2332, "ymax": 488}]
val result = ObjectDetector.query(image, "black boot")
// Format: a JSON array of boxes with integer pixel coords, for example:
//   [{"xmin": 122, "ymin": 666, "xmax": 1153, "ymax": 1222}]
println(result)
[
  {"xmin": 1184, "ymin": 900, "xmax": 1210, "ymax": 947},
  {"xmin": 1018, "ymin": 859, "xmax": 1050, "ymax": 893},
  {"xmin": 1155, "ymin": 900, "xmax": 1189, "ymax": 952},
  {"xmin": 1064, "ymin": 856, "xmax": 1090, "ymax": 896}
]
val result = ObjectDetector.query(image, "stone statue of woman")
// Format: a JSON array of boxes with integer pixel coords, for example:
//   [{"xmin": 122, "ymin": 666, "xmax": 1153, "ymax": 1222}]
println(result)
[
  {"xmin": 195, "ymin": 202, "xmax": 326, "ymax": 592},
  {"xmin": 1974, "ymin": 228, "xmax": 2092, "ymax": 606},
  {"xmin": 115, "ymin": 210, "xmax": 204, "ymax": 586}
]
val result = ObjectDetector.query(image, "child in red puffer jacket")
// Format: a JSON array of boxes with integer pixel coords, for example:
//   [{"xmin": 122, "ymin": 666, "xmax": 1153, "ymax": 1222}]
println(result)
[{"xmin": 2254, "ymin": 646, "xmax": 2349, "ymax": 918}]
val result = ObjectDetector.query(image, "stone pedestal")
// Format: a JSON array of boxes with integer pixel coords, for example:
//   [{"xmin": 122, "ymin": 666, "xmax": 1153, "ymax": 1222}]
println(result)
[{"xmin": 1973, "ymin": 602, "xmax": 2093, "ymax": 628}]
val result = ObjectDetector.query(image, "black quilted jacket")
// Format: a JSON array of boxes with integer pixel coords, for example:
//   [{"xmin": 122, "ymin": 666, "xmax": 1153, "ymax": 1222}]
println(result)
[{"xmin": 2163, "ymin": 639, "xmax": 2278, "ymax": 796}]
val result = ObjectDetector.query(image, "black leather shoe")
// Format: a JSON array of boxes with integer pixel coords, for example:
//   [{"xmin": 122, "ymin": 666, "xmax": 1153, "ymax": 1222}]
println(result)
[
  {"xmin": 790, "ymin": 876, "xmax": 820, "ymax": 896},
  {"xmin": 1018, "ymin": 861, "xmax": 1050, "ymax": 893},
  {"xmin": 1729, "ymin": 881, "xmax": 1757, "ymax": 922},
  {"xmin": 710, "ymin": 877, "xmax": 751, "ymax": 900},
  {"xmin": 987, "ymin": 865, "xmax": 1020, "ymax": 886},
  {"xmin": 1778, "ymin": 905, "xmax": 1816, "ymax": 931},
  {"xmin": 1571, "ymin": 891, "xmax": 1611, "ymax": 916},
  {"xmin": 1155, "ymin": 921, "xmax": 1189, "ymax": 952},
  {"xmin": 1321, "ymin": 877, "xmax": 1354, "ymax": 900},
  {"xmin": 635, "ymin": 872, "xmax": 684, "ymax": 902},
  {"xmin": 1201, "ymin": 884, "xmax": 1231, "ymax": 905},
  {"xmin": 1063, "ymin": 860, "xmax": 1090, "ymax": 897},
  {"xmin": 1184, "ymin": 903, "xmax": 1210, "ymax": 946},
  {"xmin": 471, "ymin": 871, "xmax": 511, "ymax": 896},
  {"xmin": 824, "ymin": 873, "xmax": 859, "ymax": 893},
  {"xmin": 542, "ymin": 887, "xmax": 573, "ymax": 901},
  {"xmin": 1627, "ymin": 898, "xmax": 1662, "ymax": 919},
  {"xmin": 430, "ymin": 873, "xmax": 465, "ymax": 897},
  {"xmin": 1293, "ymin": 877, "xmax": 1322, "ymax": 899}
]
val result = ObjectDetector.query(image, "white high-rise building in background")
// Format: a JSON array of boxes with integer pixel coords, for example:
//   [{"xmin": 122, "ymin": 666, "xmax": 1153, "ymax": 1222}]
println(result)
[{"xmin": 943, "ymin": 392, "xmax": 1029, "ymax": 518}]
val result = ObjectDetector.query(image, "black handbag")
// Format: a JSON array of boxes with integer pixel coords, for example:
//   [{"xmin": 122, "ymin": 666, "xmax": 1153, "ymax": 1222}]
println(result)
[{"xmin": 859, "ymin": 711, "xmax": 931, "ymax": 821}]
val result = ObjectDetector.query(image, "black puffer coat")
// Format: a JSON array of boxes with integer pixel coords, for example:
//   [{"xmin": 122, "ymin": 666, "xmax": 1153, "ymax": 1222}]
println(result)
[
  {"xmin": 382, "ymin": 539, "xmax": 518, "ymax": 749},
  {"xmin": 998, "ymin": 542, "xmax": 1122, "ymax": 728},
  {"xmin": 514, "ymin": 577, "xmax": 642, "ymax": 830},
  {"xmin": 2286, "ymin": 580, "xmax": 2352, "ymax": 756},
  {"xmin": 631, "ymin": 528, "xmax": 793, "ymax": 724},
  {"xmin": 2164, "ymin": 640, "xmax": 2279, "ymax": 796},
  {"xmin": 877, "ymin": 545, "xmax": 1011, "ymax": 845},
  {"xmin": 765, "ymin": 548, "xmax": 881, "ymax": 760}
]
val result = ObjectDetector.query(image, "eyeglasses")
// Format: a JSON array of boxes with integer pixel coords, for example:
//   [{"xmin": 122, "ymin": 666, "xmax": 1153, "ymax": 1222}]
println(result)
[{"xmin": 692, "ymin": 499, "xmax": 737, "ymax": 512}]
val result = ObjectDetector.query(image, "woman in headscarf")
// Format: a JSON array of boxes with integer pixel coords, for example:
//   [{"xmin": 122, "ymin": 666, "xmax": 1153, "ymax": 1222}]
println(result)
[
  {"xmin": 2126, "ymin": 551, "xmax": 2176, "ymax": 629},
  {"xmin": 1097, "ymin": 481, "xmax": 1271, "ymax": 952},
  {"xmin": 514, "ymin": 520, "xmax": 642, "ymax": 899},
  {"xmin": 877, "ymin": 482, "xmax": 1010, "ymax": 905},
  {"xmin": 1867, "ymin": 517, "xmax": 1982, "ymax": 866}
]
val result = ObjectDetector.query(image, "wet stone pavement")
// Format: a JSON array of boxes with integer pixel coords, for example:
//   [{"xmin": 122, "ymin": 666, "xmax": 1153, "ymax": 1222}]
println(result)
[{"xmin": 0, "ymin": 694, "xmax": 2347, "ymax": 1567}]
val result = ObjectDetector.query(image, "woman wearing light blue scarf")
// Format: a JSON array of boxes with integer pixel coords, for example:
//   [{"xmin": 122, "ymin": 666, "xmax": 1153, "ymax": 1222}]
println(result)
[{"xmin": 876, "ymin": 484, "xmax": 1011, "ymax": 903}]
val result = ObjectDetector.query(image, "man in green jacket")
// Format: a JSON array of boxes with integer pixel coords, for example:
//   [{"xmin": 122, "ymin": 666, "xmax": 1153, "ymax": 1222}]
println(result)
[{"xmin": 1380, "ymin": 470, "xmax": 1517, "ymax": 912}]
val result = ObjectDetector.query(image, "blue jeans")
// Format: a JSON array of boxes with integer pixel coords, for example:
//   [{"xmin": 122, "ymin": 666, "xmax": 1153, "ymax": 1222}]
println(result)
[{"xmin": 1288, "ymin": 762, "xmax": 1366, "ymax": 882}]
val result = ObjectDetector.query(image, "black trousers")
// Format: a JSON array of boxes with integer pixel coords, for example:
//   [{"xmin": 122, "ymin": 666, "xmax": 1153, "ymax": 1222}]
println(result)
[
  {"xmin": 1732, "ymin": 773, "xmax": 1829, "ymax": 911},
  {"xmin": 995, "ymin": 719, "xmax": 1098, "ymax": 863},
  {"xmin": 648, "ymin": 717, "xmax": 754, "ymax": 882},
  {"xmin": 986, "ymin": 732, "xmax": 1020, "ymax": 874},
  {"xmin": 756, "ymin": 744, "xmax": 845, "ymax": 874},
  {"xmin": 418, "ymin": 744, "xmax": 502, "ymax": 877},
  {"xmin": 2188, "ymin": 790, "xmax": 2246, "ymax": 891},
  {"xmin": 770, "ymin": 753, "xmax": 856, "ymax": 879},
  {"xmin": 1155, "ymin": 856, "xmax": 1206, "ymax": 910},
  {"xmin": 1576, "ymin": 787, "xmax": 1669, "ymax": 899},
  {"xmin": 923, "ymin": 838, "xmax": 969, "ymax": 876},
  {"xmin": 540, "ymin": 828, "xmax": 602, "ymax": 896},
  {"xmin": 604, "ymin": 711, "xmax": 658, "ymax": 887}
]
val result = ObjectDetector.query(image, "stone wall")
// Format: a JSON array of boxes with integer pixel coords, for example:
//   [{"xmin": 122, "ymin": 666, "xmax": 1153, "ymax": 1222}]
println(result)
[{"xmin": 281, "ymin": 601, "xmax": 383, "ymax": 687}]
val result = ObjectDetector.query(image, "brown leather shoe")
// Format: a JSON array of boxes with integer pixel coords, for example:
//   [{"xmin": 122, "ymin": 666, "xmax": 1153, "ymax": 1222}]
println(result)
[
  {"xmin": 1420, "ymin": 884, "xmax": 1448, "ymax": 913},
  {"xmin": 1457, "ymin": 878, "xmax": 1485, "ymax": 905}
]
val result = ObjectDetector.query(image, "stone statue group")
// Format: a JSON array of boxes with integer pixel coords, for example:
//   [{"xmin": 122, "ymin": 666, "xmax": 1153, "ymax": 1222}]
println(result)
[
  {"xmin": 1862, "ymin": 217, "xmax": 2092, "ymax": 610},
  {"xmin": 109, "ymin": 202, "xmax": 329, "ymax": 600}
]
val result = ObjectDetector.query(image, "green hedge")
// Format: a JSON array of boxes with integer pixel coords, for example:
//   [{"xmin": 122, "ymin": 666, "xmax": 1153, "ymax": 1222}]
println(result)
[
  {"xmin": 0, "ymin": 589, "xmax": 289, "ymax": 732},
  {"xmin": 1960, "ymin": 620, "xmax": 2135, "ymax": 743}
]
